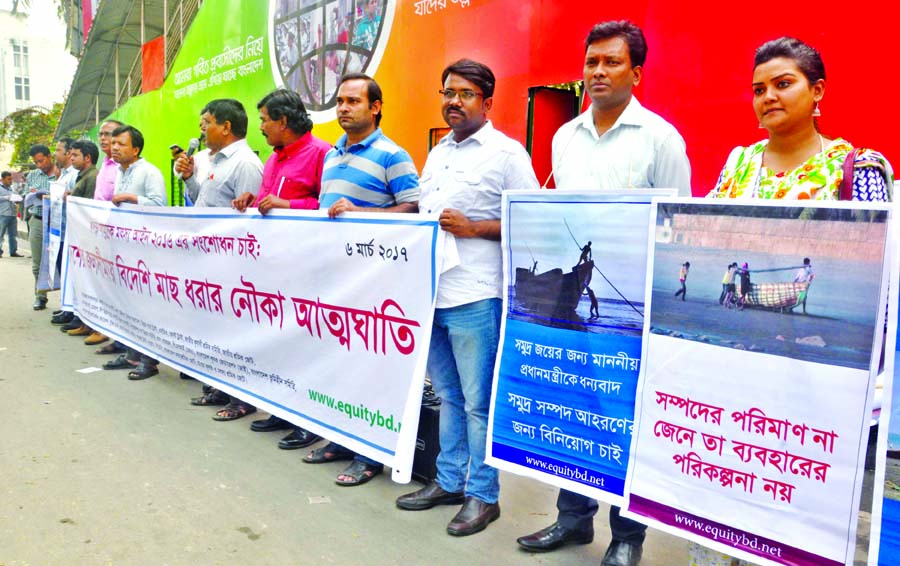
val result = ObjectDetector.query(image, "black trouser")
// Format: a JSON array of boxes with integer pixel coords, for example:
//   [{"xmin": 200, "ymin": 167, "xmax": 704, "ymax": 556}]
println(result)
[
  {"xmin": 556, "ymin": 489, "xmax": 646, "ymax": 546},
  {"xmin": 125, "ymin": 346, "xmax": 157, "ymax": 367},
  {"xmin": 674, "ymin": 280, "xmax": 686, "ymax": 299}
]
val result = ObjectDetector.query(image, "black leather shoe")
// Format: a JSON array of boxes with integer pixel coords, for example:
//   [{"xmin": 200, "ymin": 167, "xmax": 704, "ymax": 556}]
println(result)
[
  {"xmin": 250, "ymin": 415, "xmax": 293, "ymax": 432},
  {"xmin": 32, "ymin": 299, "xmax": 47, "ymax": 311},
  {"xmin": 446, "ymin": 496, "xmax": 500, "ymax": 536},
  {"xmin": 396, "ymin": 481, "xmax": 465, "ymax": 511},
  {"xmin": 601, "ymin": 541, "xmax": 642, "ymax": 566},
  {"xmin": 10, "ymin": 253, "xmax": 23, "ymax": 257},
  {"xmin": 278, "ymin": 428, "xmax": 322, "ymax": 450},
  {"xmin": 517, "ymin": 521, "xmax": 594, "ymax": 552},
  {"xmin": 51, "ymin": 312, "xmax": 74, "ymax": 325}
]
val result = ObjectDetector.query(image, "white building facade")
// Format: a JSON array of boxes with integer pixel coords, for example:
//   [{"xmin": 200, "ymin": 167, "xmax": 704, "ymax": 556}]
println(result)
[{"xmin": 0, "ymin": 0, "xmax": 77, "ymax": 118}]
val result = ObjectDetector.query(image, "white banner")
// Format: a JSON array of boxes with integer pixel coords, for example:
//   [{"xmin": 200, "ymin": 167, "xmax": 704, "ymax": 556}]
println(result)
[
  {"xmin": 624, "ymin": 199, "xmax": 892, "ymax": 566},
  {"xmin": 61, "ymin": 197, "xmax": 446, "ymax": 483}
]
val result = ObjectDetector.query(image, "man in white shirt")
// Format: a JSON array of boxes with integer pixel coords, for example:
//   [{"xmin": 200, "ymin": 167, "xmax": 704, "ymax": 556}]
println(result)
[
  {"xmin": 516, "ymin": 20, "xmax": 691, "ymax": 566},
  {"xmin": 394, "ymin": 59, "xmax": 540, "ymax": 537}
]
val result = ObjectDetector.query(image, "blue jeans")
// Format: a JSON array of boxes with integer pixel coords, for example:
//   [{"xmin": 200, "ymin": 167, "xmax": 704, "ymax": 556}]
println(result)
[
  {"xmin": 429, "ymin": 297, "xmax": 502, "ymax": 503},
  {"xmin": 0, "ymin": 216, "xmax": 16, "ymax": 255}
]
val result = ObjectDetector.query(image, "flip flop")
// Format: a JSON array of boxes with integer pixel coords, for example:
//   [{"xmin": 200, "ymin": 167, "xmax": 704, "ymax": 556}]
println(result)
[
  {"xmin": 334, "ymin": 460, "xmax": 383, "ymax": 486},
  {"xmin": 103, "ymin": 354, "xmax": 134, "ymax": 370},
  {"xmin": 303, "ymin": 442, "xmax": 355, "ymax": 464}
]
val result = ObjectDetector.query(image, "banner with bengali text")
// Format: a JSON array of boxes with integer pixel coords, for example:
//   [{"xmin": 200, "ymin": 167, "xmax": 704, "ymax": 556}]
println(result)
[
  {"xmin": 624, "ymin": 199, "xmax": 893, "ymax": 566},
  {"xmin": 486, "ymin": 189, "xmax": 674, "ymax": 503},
  {"xmin": 61, "ymin": 197, "xmax": 445, "ymax": 483}
]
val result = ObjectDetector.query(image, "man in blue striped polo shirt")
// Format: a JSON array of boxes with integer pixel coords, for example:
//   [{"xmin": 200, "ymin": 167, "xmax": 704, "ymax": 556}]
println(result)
[
  {"xmin": 302, "ymin": 73, "xmax": 419, "ymax": 486},
  {"xmin": 319, "ymin": 73, "xmax": 418, "ymax": 216}
]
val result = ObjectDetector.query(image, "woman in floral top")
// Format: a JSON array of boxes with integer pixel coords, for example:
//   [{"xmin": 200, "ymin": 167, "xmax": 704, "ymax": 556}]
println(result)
[
  {"xmin": 694, "ymin": 36, "xmax": 893, "ymax": 566},
  {"xmin": 708, "ymin": 39, "xmax": 892, "ymax": 202}
]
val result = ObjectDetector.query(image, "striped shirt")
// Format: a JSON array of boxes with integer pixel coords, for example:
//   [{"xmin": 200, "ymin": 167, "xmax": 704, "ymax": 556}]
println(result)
[{"xmin": 319, "ymin": 128, "xmax": 419, "ymax": 209}]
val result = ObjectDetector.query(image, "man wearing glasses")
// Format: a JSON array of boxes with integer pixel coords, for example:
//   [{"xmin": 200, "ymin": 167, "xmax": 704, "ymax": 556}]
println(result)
[
  {"xmin": 93, "ymin": 120, "xmax": 124, "ymax": 202},
  {"xmin": 394, "ymin": 59, "xmax": 539, "ymax": 536},
  {"xmin": 74, "ymin": 120, "xmax": 125, "ymax": 347}
]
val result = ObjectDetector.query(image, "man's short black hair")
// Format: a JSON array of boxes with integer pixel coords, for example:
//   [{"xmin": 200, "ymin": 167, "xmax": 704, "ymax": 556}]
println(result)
[
  {"xmin": 584, "ymin": 20, "xmax": 648, "ymax": 68},
  {"xmin": 257, "ymin": 89, "xmax": 314, "ymax": 136},
  {"xmin": 1, "ymin": 171, "xmax": 11, "ymax": 178},
  {"xmin": 71, "ymin": 140, "xmax": 100, "ymax": 166},
  {"xmin": 58, "ymin": 137, "xmax": 75, "ymax": 151},
  {"xmin": 203, "ymin": 99, "xmax": 249, "ymax": 138},
  {"xmin": 111, "ymin": 125, "xmax": 145, "ymax": 156},
  {"xmin": 340, "ymin": 73, "xmax": 384, "ymax": 126},
  {"xmin": 29, "ymin": 144, "xmax": 51, "ymax": 158},
  {"xmin": 441, "ymin": 59, "xmax": 496, "ymax": 98}
]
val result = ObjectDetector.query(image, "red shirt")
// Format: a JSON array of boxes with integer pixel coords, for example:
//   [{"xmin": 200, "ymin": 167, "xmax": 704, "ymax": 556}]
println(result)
[{"xmin": 255, "ymin": 132, "xmax": 331, "ymax": 209}]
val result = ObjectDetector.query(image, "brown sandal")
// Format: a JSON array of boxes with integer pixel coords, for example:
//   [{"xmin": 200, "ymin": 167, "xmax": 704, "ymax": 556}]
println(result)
[{"xmin": 212, "ymin": 402, "xmax": 257, "ymax": 421}]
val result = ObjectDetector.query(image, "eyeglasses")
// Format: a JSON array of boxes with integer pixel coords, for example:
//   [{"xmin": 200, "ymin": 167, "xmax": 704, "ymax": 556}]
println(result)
[{"xmin": 439, "ymin": 89, "xmax": 484, "ymax": 102}]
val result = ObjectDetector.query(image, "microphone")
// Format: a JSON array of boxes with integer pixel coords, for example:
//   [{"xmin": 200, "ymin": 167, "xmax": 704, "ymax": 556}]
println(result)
[{"xmin": 176, "ymin": 138, "xmax": 200, "ymax": 180}]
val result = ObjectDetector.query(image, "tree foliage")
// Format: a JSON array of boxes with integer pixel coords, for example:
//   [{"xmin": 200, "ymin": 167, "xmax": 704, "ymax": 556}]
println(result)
[{"xmin": 0, "ymin": 103, "xmax": 64, "ymax": 169}]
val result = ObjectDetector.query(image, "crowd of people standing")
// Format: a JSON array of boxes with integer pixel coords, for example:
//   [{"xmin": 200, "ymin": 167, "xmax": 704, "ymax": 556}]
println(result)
[{"xmin": 11, "ymin": 18, "xmax": 893, "ymax": 566}]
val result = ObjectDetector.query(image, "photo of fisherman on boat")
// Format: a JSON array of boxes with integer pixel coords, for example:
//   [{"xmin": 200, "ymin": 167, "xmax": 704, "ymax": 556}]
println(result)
[
  {"xmin": 648, "ymin": 202, "xmax": 889, "ymax": 370},
  {"xmin": 506, "ymin": 200, "xmax": 649, "ymax": 337}
]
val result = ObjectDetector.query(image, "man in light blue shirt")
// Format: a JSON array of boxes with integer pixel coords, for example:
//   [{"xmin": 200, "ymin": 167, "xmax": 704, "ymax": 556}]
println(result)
[
  {"xmin": 56, "ymin": 138, "xmax": 79, "ymax": 191},
  {"xmin": 102, "ymin": 125, "xmax": 166, "ymax": 381},
  {"xmin": 110, "ymin": 126, "xmax": 167, "ymax": 207}
]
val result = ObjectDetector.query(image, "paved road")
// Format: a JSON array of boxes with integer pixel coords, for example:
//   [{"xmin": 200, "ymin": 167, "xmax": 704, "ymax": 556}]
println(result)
[{"xmin": 0, "ymin": 233, "xmax": 692, "ymax": 566}]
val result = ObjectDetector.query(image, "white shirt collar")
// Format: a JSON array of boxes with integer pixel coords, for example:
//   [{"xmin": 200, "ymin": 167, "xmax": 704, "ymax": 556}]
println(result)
[{"xmin": 578, "ymin": 96, "xmax": 646, "ymax": 139}]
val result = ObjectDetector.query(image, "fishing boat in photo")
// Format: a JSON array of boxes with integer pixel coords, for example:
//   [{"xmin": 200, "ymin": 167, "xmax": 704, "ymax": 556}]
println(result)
[
  {"xmin": 514, "ymin": 260, "xmax": 594, "ymax": 319},
  {"xmin": 737, "ymin": 280, "xmax": 809, "ymax": 311}
]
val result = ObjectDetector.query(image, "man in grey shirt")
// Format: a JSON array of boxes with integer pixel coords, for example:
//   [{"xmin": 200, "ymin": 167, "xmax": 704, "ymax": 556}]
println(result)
[
  {"xmin": 0, "ymin": 171, "xmax": 22, "ymax": 258},
  {"xmin": 175, "ymin": 99, "xmax": 263, "ymax": 421},
  {"xmin": 23, "ymin": 144, "xmax": 59, "ymax": 310},
  {"xmin": 177, "ymin": 99, "xmax": 263, "ymax": 208}
]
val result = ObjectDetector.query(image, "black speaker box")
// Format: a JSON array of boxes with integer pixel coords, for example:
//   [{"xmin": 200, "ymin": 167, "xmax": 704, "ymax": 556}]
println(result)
[{"xmin": 412, "ymin": 403, "xmax": 441, "ymax": 484}]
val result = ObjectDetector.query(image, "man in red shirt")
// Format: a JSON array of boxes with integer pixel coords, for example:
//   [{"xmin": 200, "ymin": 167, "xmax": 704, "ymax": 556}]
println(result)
[{"xmin": 233, "ymin": 88, "xmax": 331, "ymax": 449}]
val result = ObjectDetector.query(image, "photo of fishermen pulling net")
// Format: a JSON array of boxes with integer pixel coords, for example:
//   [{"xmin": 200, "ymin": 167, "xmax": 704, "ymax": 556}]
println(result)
[{"xmin": 648, "ymin": 202, "xmax": 889, "ymax": 371}]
